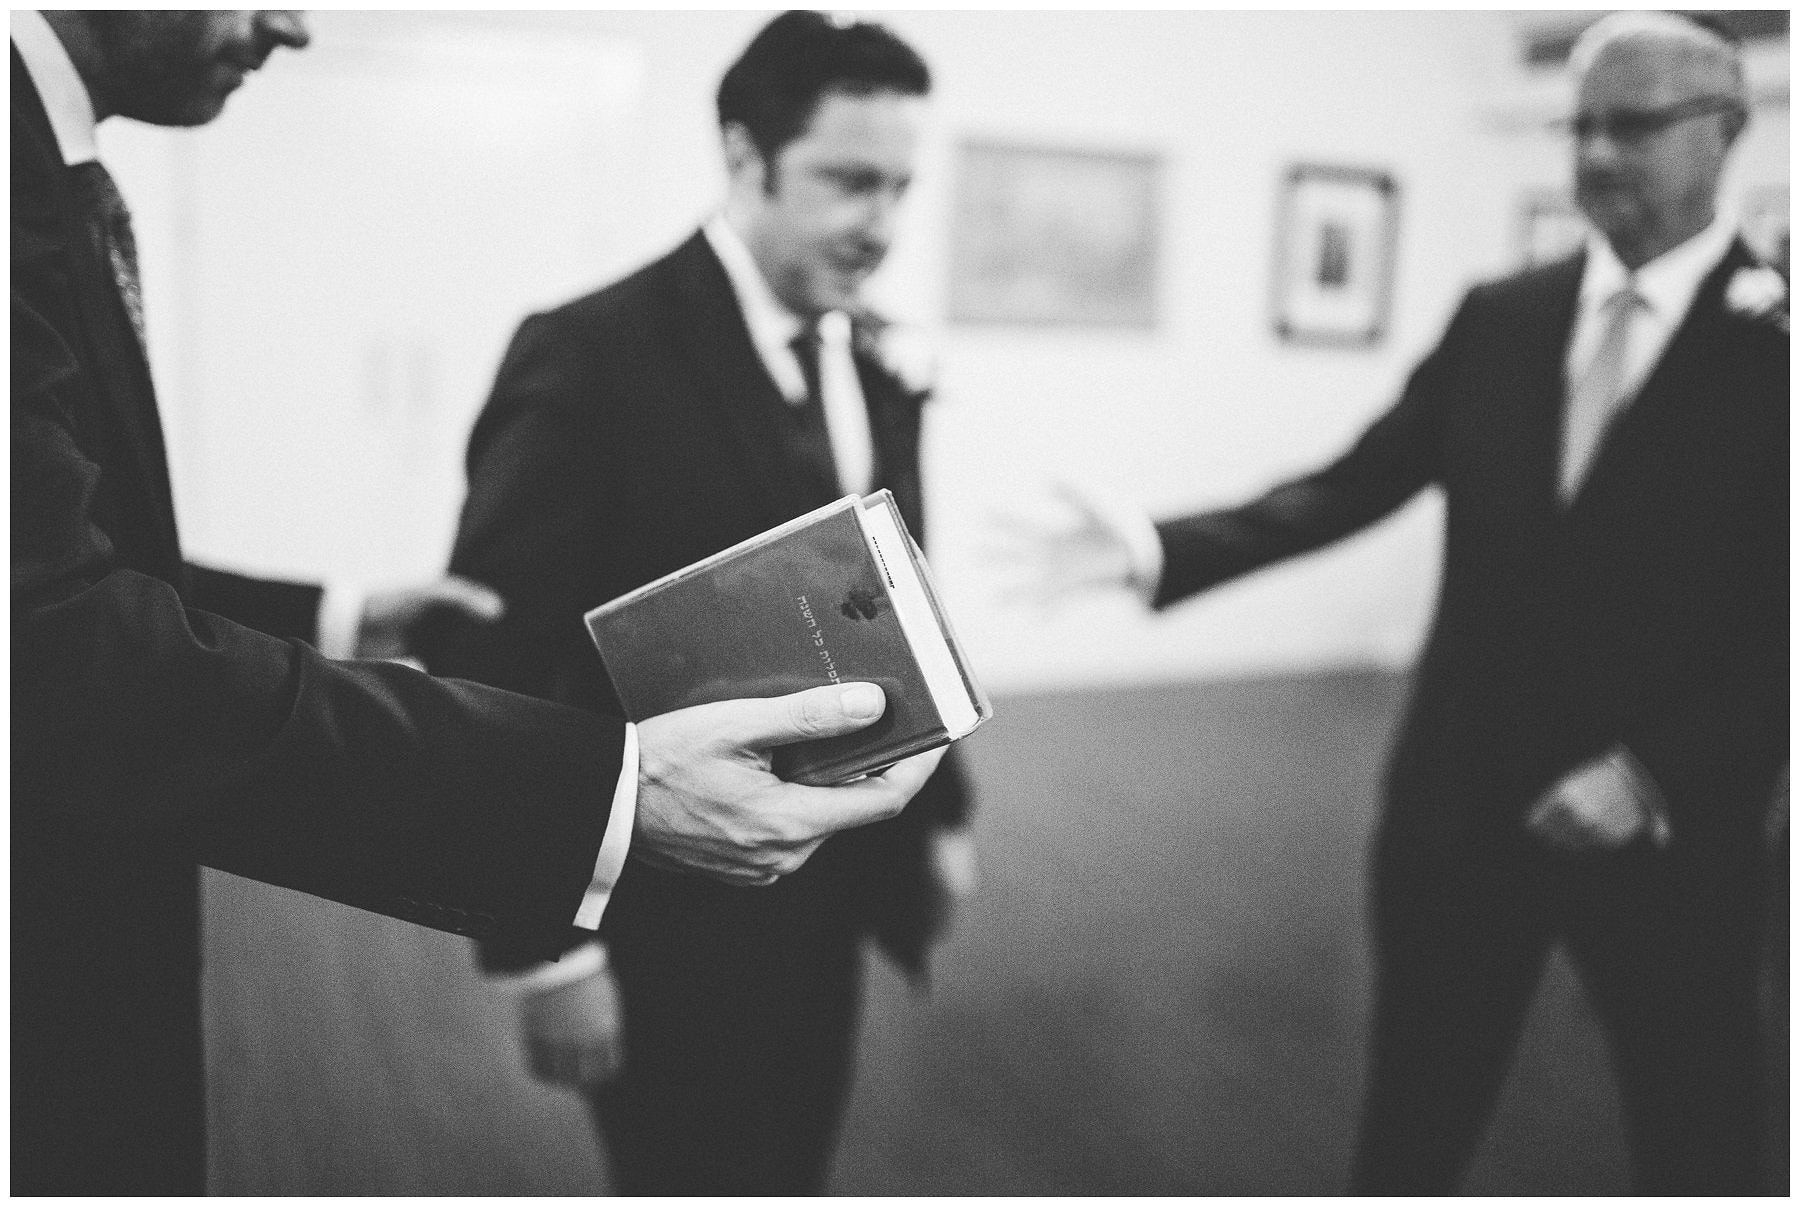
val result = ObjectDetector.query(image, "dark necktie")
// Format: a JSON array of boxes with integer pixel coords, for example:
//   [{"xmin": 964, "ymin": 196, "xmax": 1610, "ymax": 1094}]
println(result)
[
  {"xmin": 69, "ymin": 159, "xmax": 147, "ymax": 353},
  {"xmin": 785, "ymin": 322, "xmax": 841, "ymax": 498}
]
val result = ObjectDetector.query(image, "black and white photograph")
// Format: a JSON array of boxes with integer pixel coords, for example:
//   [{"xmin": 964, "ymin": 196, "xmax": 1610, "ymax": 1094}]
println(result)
[{"xmin": 12, "ymin": 7, "xmax": 1790, "ymax": 1198}]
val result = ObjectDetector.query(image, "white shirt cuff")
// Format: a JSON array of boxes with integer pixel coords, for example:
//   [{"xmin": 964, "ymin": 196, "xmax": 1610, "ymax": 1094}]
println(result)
[
  {"xmin": 573, "ymin": 721, "xmax": 638, "ymax": 929},
  {"xmin": 316, "ymin": 581, "xmax": 366, "ymax": 659},
  {"xmin": 485, "ymin": 940, "xmax": 609, "ymax": 994}
]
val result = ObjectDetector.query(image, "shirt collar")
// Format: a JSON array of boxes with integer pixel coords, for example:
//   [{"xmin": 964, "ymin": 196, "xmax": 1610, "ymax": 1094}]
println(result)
[
  {"xmin": 12, "ymin": 10, "xmax": 100, "ymax": 165},
  {"xmin": 1579, "ymin": 210, "xmax": 1738, "ymax": 321},
  {"xmin": 703, "ymin": 213, "xmax": 806, "ymax": 351}
]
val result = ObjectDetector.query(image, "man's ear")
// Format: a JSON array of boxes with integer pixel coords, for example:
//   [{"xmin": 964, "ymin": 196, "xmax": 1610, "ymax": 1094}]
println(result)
[{"xmin": 721, "ymin": 123, "xmax": 767, "ymax": 193}]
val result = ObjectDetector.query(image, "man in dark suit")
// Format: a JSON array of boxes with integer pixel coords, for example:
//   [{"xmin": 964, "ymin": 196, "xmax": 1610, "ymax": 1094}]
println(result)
[
  {"xmin": 1005, "ymin": 12, "xmax": 1785, "ymax": 1195},
  {"xmin": 12, "ymin": 10, "xmax": 941, "ymax": 1195},
  {"xmin": 438, "ymin": 11, "xmax": 972, "ymax": 1195}
]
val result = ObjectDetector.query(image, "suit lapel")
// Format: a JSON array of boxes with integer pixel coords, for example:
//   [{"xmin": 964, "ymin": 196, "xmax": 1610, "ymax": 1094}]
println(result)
[
  {"xmin": 665, "ymin": 233, "xmax": 810, "ymax": 518},
  {"xmin": 13, "ymin": 50, "xmax": 181, "ymax": 565},
  {"xmin": 1503, "ymin": 255, "xmax": 1585, "ymax": 525},
  {"xmin": 662, "ymin": 232, "xmax": 930, "ymax": 525},
  {"xmin": 1566, "ymin": 240, "xmax": 1753, "ymax": 515}
]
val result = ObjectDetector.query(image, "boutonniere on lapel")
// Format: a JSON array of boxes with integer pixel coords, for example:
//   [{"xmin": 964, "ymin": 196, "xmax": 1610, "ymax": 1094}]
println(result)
[
  {"xmin": 1723, "ymin": 264, "xmax": 1789, "ymax": 333},
  {"xmin": 853, "ymin": 316, "xmax": 938, "ymax": 401}
]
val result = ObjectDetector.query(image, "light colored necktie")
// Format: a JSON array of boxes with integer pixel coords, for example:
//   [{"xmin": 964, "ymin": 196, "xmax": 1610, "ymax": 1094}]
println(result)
[
  {"xmin": 785, "ymin": 313, "xmax": 874, "ymax": 497},
  {"xmin": 1560, "ymin": 284, "xmax": 1645, "ymax": 502},
  {"xmin": 815, "ymin": 312, "xmax": 874, "ymax": 497},
  {"xmin": 69, "ymin": 159, "xmax": 148, "ymax": 353}
]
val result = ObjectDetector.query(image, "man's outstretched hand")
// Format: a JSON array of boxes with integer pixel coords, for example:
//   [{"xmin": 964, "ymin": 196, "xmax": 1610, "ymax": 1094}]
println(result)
[
  {"xmin": 985, "ymin": 482, "xmax": 1142, "ymax": 611},
  {"xmin": 633, "ymin": 683, "xmax": 945, "ymax": 886}
]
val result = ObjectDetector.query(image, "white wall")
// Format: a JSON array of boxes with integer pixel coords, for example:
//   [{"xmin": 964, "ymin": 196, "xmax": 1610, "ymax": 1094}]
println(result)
[{"xmin": 100, "ymin": 10, "xmax": 1789, "ymax": 695}]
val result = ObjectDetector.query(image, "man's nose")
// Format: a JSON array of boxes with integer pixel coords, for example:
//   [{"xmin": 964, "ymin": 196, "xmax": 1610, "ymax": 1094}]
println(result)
[
  {"xmin": 255, "ymin": 11, "xmax": 312, "ymax": 50},
  {"xmin": 858, "ymin": 188, "xmax": 904, "ymax": 250}
]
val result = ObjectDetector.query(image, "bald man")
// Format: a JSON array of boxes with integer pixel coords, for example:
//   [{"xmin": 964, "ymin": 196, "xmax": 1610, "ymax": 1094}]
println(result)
[{"xmin": 1007, "ymin": 12, "xmax": 1785, "ymax": 1193}]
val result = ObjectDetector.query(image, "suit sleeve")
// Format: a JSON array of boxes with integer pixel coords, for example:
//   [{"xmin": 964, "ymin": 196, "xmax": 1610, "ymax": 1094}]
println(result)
[
  {"xmin": 439, "ymin": 314, "xmax": 632, "ymax": 971},
  {"xmin": 185, "ymin": 562, "xmax": 322, "ymax": 643},
  {"xmin": 439, "ymin": 314, "xmax": 620, "ymax": 714},
  {"xmin": 13, "ymin": 286, "xmax": 623, "ymax": 959},
  {"xmin": 1152, "ymin": 297, "xmax": 1470, "ymax": 609}
]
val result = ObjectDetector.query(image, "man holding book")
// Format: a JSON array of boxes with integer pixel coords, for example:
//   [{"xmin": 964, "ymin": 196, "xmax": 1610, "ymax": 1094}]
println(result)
[
  {"xmin": 12, "ymin": 10, "xmax": 944, "ymax": 1194},
  {"xmin": 440, "ymin": 11, "xmax": 973, "ymax": 1194}
]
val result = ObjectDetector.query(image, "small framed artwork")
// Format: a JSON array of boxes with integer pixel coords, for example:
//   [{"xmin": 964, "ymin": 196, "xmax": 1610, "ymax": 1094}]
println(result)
[
  {"xmin": 949, "ymin": 140, "xmax": 1160, "ymax": 328},
  {"xmin": 1516, "ymin": 189, "xmax": 1588, "ymax": 268},
  {"xmin": 1741, "ymin": 184, "xmax": 1789, "ymax": 270},
  {"xmin": 1272, "ymin": 164, "xmax": 1400, "ymax": 347}
]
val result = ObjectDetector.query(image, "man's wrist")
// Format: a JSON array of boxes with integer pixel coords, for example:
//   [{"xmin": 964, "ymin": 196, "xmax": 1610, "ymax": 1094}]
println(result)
[{"xmin": 1080, "ymin": 490, "xmax": 1163, "ymax": 602}]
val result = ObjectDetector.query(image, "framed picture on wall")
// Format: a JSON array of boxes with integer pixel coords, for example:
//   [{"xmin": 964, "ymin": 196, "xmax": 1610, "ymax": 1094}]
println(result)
[
  {"xmin": 1516, "ymin": 189, "xmax": 1588, "ymax": 268},
  {"xmin": 1272, "ymin": 164, "xmax": 1399, "ymax": 347},
  {"xmin": 1741, "ymin": 184, "xmax": 1789, "ymax": 271},
  {"xmin": 949, "ymin": 140, "xmax": 1160, "ymax": 328}
]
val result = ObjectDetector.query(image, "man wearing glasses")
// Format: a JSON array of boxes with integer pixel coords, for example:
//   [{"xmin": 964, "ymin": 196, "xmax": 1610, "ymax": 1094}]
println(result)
[{"xmin": 1006, "ymin": 11, "xmax": 1784, "ymax": 1193}]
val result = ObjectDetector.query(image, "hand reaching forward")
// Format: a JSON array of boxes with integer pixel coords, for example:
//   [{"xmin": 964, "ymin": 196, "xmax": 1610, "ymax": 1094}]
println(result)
[
  {"xmin": 634, "ymin": 683, "xmax": 946, "ymax": 886},
  {"xmin": 357, "ymin": 574, "xmax": 505, "ymax": 661},
  {"xmin": 986, "ymin": 483, "xmax": 1143, "ymax": 611}
]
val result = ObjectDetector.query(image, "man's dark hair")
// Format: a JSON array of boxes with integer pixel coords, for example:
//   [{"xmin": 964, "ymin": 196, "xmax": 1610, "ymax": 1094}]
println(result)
[{"xmin": 716, "ymin": 10, "xmax": 930, "ymax": 167}]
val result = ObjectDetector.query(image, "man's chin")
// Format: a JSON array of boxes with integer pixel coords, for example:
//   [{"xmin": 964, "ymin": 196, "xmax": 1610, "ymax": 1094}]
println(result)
[
  {"xmin": 123, "ymin": 93, "xmax": 232, "ymax": 128},
  {"xmin": 821, "ymin": 272, "xmax": 873, "ymax": 311}
]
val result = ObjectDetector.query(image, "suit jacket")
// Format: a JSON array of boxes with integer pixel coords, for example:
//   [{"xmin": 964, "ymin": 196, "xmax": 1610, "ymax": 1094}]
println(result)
[
  {"xmin": 11, "ymin": 52, "xmax": 622, "ymax": 1193},
  {"xmin": 1154, "ymin": 244, "xmax": 1787, "ymax": 868},
  {"xmin": 445, "ymin": 231, "xmax": 971, "ymax": 975}
]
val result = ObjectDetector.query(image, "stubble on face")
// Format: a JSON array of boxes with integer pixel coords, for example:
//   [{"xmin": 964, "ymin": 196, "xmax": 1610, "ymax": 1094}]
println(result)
[
  {"xmin": 90, "ymin": 11, "xmax": 280, "ymax": 127},
  {"xmin": 738, "ymin": 90, "xmax": 925, "ymax": 317}
]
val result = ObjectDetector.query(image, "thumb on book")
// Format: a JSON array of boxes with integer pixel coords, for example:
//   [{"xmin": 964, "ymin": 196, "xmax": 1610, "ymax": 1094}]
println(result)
[
  {"xmin": 687, "ymin": 683, "xmax": 885, "ymax": 751},
  {"xmin": 726, "ymin": 682, "xmax": 887, "ymax": 749}
]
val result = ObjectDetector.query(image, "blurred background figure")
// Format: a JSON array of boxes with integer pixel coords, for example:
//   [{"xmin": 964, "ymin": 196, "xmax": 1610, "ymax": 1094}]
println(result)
[
  {"xmin": 998, "ymin": 11, "xmax": 1786, "ymax": 1195},
  {"xmin": 433, "ymin": 10, "xmax": 974, "ymax": 1197},
  {"xmin": 92, "ymin": 8, "xmax": 1787, "ymax": 1195}
]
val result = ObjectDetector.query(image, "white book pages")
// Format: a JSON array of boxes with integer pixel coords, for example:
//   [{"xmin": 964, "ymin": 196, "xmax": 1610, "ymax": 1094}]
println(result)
[{"xmin": 856, "ymin": 497, "xmax": 980, "ymax": 739}]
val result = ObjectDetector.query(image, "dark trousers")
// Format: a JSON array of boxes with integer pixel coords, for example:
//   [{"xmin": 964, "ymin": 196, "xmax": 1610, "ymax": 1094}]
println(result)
[
  {"xmin": 1350, "ymin": 828, "xmax": 1765, "ymax": 1195},
  {"xmin": 592, "ymin": 899, "xmax": 865, "ymax": 1195}
]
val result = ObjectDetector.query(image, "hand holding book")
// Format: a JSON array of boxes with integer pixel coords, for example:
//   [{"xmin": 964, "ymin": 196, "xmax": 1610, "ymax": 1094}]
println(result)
[
  {"xmin": 588, "ymin": 492, "xmax": 990, "ymax": 788},
  {"xmin": 634, "ymin": 682, "xmax": 946, "ymax": 886}
]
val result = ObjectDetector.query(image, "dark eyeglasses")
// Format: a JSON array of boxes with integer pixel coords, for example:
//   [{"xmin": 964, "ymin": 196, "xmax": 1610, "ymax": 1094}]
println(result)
[{"xmin": 1562, "ymin": 96, "xmax": 1743, "ymax": 144}]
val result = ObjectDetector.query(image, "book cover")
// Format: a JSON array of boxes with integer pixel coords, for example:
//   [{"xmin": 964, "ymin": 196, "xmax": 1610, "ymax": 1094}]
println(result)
[{"xmin": 584, "ymin": 493, "xmax": 988, "ymax": 786}]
